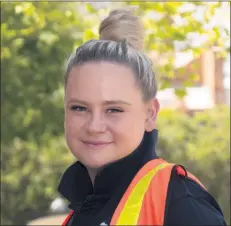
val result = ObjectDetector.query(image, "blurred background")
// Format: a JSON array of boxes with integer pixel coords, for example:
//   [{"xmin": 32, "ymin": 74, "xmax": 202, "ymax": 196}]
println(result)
[{"xmin": 1, "ymin": 2, "xmax": 230, "ymax": 225}]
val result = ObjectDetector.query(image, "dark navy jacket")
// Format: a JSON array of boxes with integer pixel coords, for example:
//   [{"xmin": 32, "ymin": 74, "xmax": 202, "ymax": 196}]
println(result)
[{"xmin": 58, "ymin": 129, "xmax": 226, "ymax": 226}]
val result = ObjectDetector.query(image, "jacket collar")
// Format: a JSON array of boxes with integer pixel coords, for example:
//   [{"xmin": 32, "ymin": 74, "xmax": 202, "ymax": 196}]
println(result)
[{"xmin": 58, "ymin": 129, "xmax": 159, "ymax": 208}]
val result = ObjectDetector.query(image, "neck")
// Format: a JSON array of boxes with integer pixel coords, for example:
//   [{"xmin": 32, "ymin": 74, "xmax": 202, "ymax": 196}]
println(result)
[{"xmin": 86, "ymin": 167, "xmax": 101, "ymax": 185}]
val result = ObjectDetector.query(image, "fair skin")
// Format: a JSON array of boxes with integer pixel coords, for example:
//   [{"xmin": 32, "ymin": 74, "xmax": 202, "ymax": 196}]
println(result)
[{"xmin": 64, "ymin": 61, "xmax": 160, "ymax": 183}]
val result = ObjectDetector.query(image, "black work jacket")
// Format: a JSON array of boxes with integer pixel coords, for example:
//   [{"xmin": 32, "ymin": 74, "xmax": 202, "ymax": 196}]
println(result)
[{"xmin": 58, "ymin": 129, "xmax": 226, "ymax": 226}]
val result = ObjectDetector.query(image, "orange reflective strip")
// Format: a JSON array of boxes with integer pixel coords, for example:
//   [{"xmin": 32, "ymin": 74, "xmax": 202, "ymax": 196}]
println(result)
[
  {"xmin": 176, "ymin": 165, "xmax": 206, "ymax": 190},
  {"xmin": 62, "ymin": 210, "xmax": 74, "ymax": 226},
  {"xmin": 115, "ymin": 162, "xmax": 170, "ymax": 225},
  {"xmin": 111, "ymin": 158, "xmax": 206, "ymax": 226},
  {"xmin": 110, "ymin": 158, "xmax": 167, "ymax": 225},
  {"xmin": 137, "ymin": 163, "xmax": 173, "ymax": 225}
]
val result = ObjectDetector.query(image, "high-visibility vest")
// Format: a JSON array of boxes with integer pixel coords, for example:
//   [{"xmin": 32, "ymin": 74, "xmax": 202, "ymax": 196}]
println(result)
[{"xmin": 62, "ymin": 158, "xmax": 205, "ymax": 226}]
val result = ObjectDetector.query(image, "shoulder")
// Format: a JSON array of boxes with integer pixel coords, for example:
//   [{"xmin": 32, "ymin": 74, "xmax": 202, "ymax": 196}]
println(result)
[{"xmin": 164, "ymin": 165, "xmax": 226, "ymax": 225}]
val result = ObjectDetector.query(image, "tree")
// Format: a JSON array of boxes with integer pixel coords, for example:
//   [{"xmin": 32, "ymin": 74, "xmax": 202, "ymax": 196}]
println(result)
[
  {"xmin": 86, "ymin": 2, "xmax": 230, "ymax": 95},
  {"xmin": 1, "ymin": 2, "xmax": 82, "ymax": 224},
  {"xmin": 1, "ymin": 2, "xmax": 229, "ymax": 225}
]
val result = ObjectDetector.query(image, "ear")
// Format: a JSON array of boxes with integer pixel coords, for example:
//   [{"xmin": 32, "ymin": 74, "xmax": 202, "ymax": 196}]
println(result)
[{"xmin": 145, "ymin": 98, "xmax": 160, "ymax": 132}]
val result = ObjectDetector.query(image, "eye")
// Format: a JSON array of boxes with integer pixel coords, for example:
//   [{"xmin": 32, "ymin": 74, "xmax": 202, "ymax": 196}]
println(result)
[
  {"xmin": 107, "ymin": 108, "xmax": 124, "ymax": 113},
  {"xmin": 70, "ymin": 105, "xmax": 87, "ymax": 112}
]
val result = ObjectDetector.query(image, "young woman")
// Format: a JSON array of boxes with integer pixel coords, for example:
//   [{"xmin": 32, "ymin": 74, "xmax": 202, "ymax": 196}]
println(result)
[{"xmin": 58, "ymin": 8, "xmax": 226, "ymax": 226}]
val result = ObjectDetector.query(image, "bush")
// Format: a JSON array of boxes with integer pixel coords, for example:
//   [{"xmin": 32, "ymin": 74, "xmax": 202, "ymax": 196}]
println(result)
[
  {"xmin": 157, "ymin": 105, "xmax": 230, "ymax": 224},
  {"xmin": 1, "ymin": 137, "xmax": 73, "ymax": 225}
]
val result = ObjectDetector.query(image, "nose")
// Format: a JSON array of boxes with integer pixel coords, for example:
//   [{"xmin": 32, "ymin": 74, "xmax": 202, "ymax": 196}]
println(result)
[{"xmin": 86, "ymin": 113, "xmax": 107, "ymax": 135}]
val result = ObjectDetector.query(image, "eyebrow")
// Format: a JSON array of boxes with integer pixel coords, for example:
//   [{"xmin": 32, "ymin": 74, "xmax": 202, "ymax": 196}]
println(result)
[{"xmin": 67, "ymin": 98, "xmax": 131, "ymax": 106}]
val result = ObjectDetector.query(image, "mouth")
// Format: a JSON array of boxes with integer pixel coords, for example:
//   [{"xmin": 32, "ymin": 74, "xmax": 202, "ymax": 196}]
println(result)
[{"xmin": 82, "ymin": 141, "xmax": 113, "ymax": 149}]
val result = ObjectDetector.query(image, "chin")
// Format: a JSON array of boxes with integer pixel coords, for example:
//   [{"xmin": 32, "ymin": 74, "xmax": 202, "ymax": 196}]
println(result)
[
  {"xmin": 69, "ymin": 145, "xmax": 119, "ymax": 169},
  {"xmin": 81, "ymin": 156, "xmax": 115, "ymax": 170},
  {"xmin": 86, "ymin": 160, "xmax": 109, "ymax": 169}
]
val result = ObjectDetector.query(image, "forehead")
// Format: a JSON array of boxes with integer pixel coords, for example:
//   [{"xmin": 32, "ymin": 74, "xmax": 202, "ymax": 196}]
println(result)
[{"xmin": 65, "ymin": 62, "xmax": 142, "ymax": 102}]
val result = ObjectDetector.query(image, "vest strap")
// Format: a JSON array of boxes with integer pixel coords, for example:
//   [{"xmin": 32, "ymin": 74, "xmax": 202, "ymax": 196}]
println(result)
[
  {"xmin": 62, "ymin": 210, "xmax": 74, "ymax": 226},
  {"xmin": 112, "ymin": 162, "xmax": 170, "ymax": 225}
]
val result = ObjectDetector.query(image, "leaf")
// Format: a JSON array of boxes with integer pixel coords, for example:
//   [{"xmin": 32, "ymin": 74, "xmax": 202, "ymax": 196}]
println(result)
[
  {"xmin": 159, "ymin": 80, "xmax": 171, "ymax": 90},
  {"xmin": 189, "ymin": 73, "xmax": 200, "ymax": 82},
  {"xmin": 85, "ymin": 3, "xmax": 97, "ymax": 13},
  {"xmin": 183, "ymin": 80, "xmax": 193, "ymax": 87},
  {"xmin": 83, "ymin": 29, "xmax": 97, "ymax": 42},
  {"xmin": 174, "ymin": 88, "xmax": 187, "ymax": 99},
  {"xmin": 39, "ymin": 31, "xmax": 59, "ymax": 45}
]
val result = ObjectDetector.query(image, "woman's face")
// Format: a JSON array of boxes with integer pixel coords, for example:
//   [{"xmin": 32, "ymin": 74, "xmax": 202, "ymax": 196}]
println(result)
[{"xmin": 64, "ymin": 62, "xmax": 159, "ymax": 169}]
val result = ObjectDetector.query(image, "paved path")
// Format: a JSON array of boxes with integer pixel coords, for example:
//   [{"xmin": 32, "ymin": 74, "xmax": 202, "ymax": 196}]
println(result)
[{"xmin": 27, "ymin": 214, "xmax": 67, "ymax": 225}]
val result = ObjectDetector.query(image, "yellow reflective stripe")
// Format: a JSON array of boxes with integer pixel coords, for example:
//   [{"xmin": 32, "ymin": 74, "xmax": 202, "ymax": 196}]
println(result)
[{"xmin": 116, "ymin": 163, "xmax": 170, "ymax": 225}]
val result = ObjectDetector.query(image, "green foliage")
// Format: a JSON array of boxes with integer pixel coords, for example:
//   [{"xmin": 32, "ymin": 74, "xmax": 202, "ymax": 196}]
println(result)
[
  {"xmin": 1, "ymin": 137, "xmax": 72, "ymax": 225},
  {"xmin": 157, "ymin": 106, "xmax": 230, "ymax": 224},
  {"xmin": 174, "ymin": 88, "xmax": 187, "ymax": 98},
  {"xmin": 1, "ymin": 2, "xmax": 229, "ymax": 225},
  {"xmin": 123, "ymin": 2, "xmax": 229, "ymax": 93},
  {"xmin": 1, "ymin": 2, "xmax": 81, "ymax": 224},
  {"xmin": 2, "ymin": 2, "xmax": 78, "ymax": 145}
]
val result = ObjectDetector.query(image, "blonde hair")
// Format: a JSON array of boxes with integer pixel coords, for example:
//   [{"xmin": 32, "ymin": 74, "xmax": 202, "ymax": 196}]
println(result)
[
  {"xmin": 65, "ymin": 7, "xmax": 157, "ymax": 101},
  {"xmin": 99, "ymin": 8, "xmax": 144, "ymax": 51}
]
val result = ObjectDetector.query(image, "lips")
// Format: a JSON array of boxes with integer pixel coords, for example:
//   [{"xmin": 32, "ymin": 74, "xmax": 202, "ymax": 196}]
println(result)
[{"xmin": 82, "ymin": 140, "xmax": 113, "ymax": 149}]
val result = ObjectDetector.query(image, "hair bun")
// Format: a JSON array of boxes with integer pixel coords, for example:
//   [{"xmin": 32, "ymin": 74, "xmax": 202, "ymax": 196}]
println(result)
[{"xmin": 99, "ymin": 7, "xmax": 144, "ymax": 51}]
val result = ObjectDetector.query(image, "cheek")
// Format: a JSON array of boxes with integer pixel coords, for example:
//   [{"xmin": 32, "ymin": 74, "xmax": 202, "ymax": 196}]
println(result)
[
  {"xmin": 64, "ymin": 113, "xmax": 85, "ymax": 136},
  {"xmin": 112, "ymin": 125, "xmax": 144, "ymax": 159},
  {"xmin": 110, "ymin": 113, "xmax": 145, "ymax": 146}
]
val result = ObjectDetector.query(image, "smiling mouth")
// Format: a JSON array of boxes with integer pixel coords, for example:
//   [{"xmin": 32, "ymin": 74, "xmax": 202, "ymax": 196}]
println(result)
[{"xmin": 82, "ymin": 141, "xmax": 113, "ymax": 149}]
